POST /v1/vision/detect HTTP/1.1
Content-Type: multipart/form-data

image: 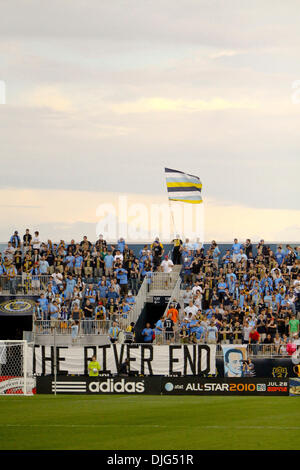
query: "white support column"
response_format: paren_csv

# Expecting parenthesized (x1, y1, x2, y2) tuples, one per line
(23, 340, 27, 395)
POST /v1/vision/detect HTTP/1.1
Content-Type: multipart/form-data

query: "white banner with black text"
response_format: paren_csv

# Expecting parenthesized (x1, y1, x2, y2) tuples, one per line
(32, 344, 216, 376)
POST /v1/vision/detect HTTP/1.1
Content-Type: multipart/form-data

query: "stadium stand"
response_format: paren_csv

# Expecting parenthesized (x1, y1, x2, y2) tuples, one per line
(0, 230, 299, 356)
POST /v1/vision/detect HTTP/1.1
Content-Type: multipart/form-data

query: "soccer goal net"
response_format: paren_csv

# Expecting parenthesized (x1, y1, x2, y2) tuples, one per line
(0, 340, 35, 395)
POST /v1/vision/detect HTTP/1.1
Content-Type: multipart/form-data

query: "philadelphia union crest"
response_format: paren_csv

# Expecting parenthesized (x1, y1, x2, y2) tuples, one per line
(0, 298, 36, 315)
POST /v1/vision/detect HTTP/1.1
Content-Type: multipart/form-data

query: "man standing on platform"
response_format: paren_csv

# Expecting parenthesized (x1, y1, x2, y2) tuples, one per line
(109, 321, 120, 343)
(171, 235, 183, 265)
(151, 238, 164, 271)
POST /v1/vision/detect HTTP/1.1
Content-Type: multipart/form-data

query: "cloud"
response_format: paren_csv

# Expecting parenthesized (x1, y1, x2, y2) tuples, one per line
(110, 97, 258, 114)
(0, 2, 299, 219)
(273, 225, 300, 242)
(0, 100, 299, 212)
(0, 0, 299, 51)
(21, 86, 74, 112)
(0, 188, 299, 243)
(0, 205, 42, 209)
(210, 50, 242, 59)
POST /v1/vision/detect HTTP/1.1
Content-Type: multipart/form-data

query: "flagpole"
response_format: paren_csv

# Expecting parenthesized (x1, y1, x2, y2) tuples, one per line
(168, 200, 177, 238)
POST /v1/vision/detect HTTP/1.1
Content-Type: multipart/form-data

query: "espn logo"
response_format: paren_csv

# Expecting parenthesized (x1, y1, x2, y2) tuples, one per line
(256, 384, 266, 392)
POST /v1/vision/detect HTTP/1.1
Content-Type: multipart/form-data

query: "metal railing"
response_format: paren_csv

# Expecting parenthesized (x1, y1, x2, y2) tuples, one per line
(163, 276, 182, 317)
(34, 319, 112, 335)
(123, 276, 148, 329)
(217, 343, 296, 358)
(112, 271, 181, 330)
(153, 328, 180, 344)
(0, 275, 51, 295)
(150, 337, 296, 357)
(33, 317, 299, 357)
(149, 271, 180, 292)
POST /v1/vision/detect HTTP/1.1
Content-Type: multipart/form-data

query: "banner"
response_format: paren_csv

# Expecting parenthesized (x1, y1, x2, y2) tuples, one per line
(161, 377, 289, 396)
(289, 378, 300, 396)
(221, 344, 248, 377)
(37, 376, 161, 395)
(0, 296, 38, 316)
(0, 376, 36, 394)
(215, 357, 300, 379)
(36, 375, 289, 396)
(33, 344, 216, 376)
(31, 345, 300, 378)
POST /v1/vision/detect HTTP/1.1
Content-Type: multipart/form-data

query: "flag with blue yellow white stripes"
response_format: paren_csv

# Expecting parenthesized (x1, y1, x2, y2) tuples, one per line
(164, 168, 203, 204)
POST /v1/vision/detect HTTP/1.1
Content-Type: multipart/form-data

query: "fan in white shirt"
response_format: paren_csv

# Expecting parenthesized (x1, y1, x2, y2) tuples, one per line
(32, 231, 41, 251)
(292, 277, 300, 294)
(182, 288, 193, 306)
(271, 267, 281, 280)
(51, 272, 63, 285)
(161, 256, 174, 273)
(192, 283, 203, 297)
(114, 251, 124, 263)
(194, 294, 202, 309)
(292, 334, 300, 346)
(4, 244, 15, 261)
(184, 301, 198, 319)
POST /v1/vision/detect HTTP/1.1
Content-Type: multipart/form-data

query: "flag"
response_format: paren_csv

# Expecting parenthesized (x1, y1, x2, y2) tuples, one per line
(164, 168, 203, 204)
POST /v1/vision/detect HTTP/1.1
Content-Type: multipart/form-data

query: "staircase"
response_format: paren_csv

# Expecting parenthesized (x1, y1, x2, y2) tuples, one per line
(32, 267, 183, 346)
(146, 265, 182, 301)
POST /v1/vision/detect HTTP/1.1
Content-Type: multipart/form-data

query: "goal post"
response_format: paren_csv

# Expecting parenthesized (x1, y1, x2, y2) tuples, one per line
(0, 340, 35, 395)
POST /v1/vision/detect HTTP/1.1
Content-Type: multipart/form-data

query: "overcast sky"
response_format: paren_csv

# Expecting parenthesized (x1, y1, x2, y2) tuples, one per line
(0, 1, 299, 242)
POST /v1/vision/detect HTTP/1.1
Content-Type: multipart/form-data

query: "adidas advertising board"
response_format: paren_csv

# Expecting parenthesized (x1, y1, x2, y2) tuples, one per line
(37, 376, 289, 395)
(37, 376, 162, 395)
(89, 378, 145, 394)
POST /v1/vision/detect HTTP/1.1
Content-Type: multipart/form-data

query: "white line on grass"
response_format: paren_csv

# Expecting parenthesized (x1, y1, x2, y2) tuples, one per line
(1, 424, 300, 430)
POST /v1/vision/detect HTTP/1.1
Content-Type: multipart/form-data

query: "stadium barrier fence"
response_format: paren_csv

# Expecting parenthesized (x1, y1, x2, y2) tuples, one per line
(35, 375, 294, 396)
(33, 319, 112, 335)
(0, 275, 51, 295)
(149, 272, 180, 292)
(163, 276, 181, 315)
(152, 336, 290, 357)
(122, 275, 148, 329)
(153, 328, 181, 345)
(31, 318, 295, 358)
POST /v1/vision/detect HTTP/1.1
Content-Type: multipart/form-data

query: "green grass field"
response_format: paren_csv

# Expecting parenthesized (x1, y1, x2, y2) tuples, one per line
(0, 395, 300, 450)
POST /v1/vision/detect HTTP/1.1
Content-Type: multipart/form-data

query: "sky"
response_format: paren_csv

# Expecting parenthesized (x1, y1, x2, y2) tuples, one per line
(0, 0, 299, 242)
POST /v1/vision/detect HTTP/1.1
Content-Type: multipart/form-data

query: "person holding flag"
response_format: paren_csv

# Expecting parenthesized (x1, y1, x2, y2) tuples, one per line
(171, 234, 183, 264)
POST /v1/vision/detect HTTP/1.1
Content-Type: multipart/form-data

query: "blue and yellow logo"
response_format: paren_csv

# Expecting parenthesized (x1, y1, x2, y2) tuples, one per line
(0, 299, 35, 314)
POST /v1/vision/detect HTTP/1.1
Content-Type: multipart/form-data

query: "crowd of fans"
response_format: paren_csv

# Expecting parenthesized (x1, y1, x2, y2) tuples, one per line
(0, 229, 172, 340)
(149, 237, 300, 355)
(1, 231, 299, 353)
